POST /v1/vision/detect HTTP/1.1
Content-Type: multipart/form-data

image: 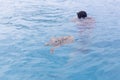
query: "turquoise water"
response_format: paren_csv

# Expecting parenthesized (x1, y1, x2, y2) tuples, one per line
(0, 0, 120, 80)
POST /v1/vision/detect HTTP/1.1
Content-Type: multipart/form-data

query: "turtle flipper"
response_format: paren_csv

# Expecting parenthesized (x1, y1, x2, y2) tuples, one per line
(50, 48, 55, 54)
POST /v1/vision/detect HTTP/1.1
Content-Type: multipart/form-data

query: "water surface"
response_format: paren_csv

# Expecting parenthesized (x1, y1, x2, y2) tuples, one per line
(0, 0, 120, 80)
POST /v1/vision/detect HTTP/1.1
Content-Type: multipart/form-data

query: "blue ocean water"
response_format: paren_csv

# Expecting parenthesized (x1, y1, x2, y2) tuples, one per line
(0, 0, 120, 80)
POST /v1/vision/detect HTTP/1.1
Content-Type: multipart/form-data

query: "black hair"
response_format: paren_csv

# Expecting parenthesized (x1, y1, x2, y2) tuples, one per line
(77, 11, 87, 19)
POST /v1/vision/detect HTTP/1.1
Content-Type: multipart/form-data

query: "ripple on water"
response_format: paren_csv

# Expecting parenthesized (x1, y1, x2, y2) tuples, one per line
(0, 0, 120, 80)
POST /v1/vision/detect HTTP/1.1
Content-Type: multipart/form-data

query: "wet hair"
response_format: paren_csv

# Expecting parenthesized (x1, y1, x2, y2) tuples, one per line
(77, 11, 87, 19)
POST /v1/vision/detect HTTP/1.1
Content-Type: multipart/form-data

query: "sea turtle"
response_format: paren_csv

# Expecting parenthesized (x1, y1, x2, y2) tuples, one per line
(45, 36, 74, 53)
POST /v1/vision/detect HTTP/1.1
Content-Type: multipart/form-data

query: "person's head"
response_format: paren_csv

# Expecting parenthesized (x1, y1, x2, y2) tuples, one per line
(77, 11, 87, 19)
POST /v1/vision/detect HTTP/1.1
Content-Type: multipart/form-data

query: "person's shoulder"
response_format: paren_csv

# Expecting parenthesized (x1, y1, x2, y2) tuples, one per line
(86, 17, 94, 20)
(71, 17, 79, 22)
(85, 17, 95, 22)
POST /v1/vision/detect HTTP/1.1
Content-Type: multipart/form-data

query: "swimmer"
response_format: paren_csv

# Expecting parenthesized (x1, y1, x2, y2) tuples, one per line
(72, 11, 95, 26)
(45, 36, 74, 53)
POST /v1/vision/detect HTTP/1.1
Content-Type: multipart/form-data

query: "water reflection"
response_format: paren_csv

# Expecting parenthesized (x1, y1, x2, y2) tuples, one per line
(77, 24, 94, 54)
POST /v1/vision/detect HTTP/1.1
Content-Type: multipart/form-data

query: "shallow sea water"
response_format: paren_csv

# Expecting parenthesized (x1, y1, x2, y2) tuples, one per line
(0, 0, 120, 80)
